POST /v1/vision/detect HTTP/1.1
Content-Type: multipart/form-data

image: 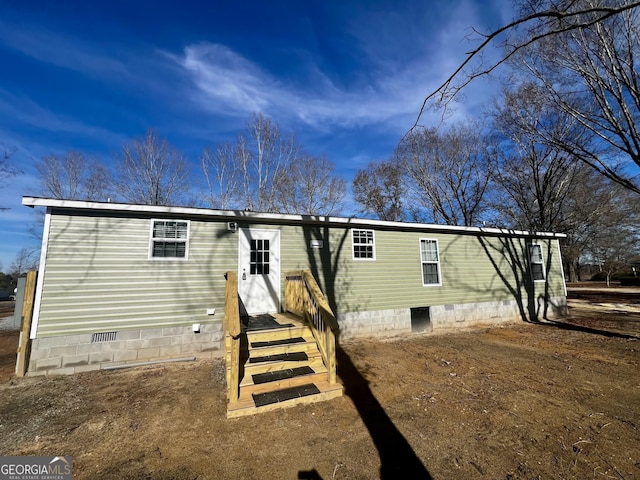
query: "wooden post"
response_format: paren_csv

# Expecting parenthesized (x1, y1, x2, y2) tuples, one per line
(15, 270, 37, 377)
(224, 271, 241, 403)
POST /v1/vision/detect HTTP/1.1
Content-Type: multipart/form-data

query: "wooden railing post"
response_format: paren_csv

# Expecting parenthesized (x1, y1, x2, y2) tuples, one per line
(15, 270, 37, 377)
(224, 271, 242, 404)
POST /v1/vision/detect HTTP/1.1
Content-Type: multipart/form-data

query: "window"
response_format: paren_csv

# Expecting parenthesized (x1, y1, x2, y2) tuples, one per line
(529, 243, 545, 281)
(420, 239, 441, 286)
(250, 239, 270, 275)
(150, 220, 189, 259)
(352, 229, 375, 260)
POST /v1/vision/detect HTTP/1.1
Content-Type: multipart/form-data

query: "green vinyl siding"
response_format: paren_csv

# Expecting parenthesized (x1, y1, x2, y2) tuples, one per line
(279, 225, 565, 316)
(37, 212, 237, 337)
(36, 210, 565, 337)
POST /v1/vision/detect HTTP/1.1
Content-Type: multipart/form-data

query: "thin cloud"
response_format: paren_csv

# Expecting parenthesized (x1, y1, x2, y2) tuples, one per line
(177, 44, 273, 114)
(0, 19, 131, 81)
(0, 17, 187, 116)
(0, 90, 123, 144)
(176, 42, 435, 130)
(174, 2, 504, 132)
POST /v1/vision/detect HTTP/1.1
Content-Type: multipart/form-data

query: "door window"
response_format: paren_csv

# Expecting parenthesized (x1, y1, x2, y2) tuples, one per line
(250, 239, 270, 275)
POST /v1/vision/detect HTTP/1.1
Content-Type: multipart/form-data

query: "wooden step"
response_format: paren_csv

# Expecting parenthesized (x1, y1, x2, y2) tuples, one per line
(243, 353, 325, 377)
(250, 336, 306, 348)
(247, 350, 315, 365)
(240, 364, 323, 389)
(246, 326, 314, 343)
(248, 341, 319, 358)
(227, 380, 343, 418)
(240, 367, 328, 393)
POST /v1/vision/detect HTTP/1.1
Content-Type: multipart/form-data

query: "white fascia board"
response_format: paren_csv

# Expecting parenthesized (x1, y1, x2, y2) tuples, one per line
(21, 196, 567, 239)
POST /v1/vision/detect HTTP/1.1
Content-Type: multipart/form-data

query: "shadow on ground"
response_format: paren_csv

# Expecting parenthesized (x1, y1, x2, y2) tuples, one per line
(298, 344, 432, 479)
(337, 345, 431, 479)
(541, 318, 640, 340)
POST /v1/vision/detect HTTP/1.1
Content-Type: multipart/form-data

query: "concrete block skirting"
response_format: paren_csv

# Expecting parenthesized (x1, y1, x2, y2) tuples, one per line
(337, 296, 568, 339)
(27, 296, 568, 375)
(337, 308, 412, 339)
(27, 323, 224, 376)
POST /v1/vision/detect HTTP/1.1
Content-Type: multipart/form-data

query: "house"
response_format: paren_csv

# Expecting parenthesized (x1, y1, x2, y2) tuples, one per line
(22, 196, 567, 380)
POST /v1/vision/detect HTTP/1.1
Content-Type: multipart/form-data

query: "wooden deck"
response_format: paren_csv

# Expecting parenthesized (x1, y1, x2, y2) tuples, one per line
(258, 312, 307, 328)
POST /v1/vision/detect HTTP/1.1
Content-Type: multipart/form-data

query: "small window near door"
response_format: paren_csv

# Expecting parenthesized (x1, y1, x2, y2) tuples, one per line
(149, 220, 189, 260)
(352, 229, 375, 260)
(529, 243, 545, 281)
(250, 239, 270, 275)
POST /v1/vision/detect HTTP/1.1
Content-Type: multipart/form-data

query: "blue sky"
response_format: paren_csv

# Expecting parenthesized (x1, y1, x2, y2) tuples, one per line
(0, 0, 512, 271)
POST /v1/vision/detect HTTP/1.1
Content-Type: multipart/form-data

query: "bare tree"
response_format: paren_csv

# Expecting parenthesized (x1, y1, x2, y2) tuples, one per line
(398, 122, 492, 226)
(240, 113, 296, 212)
(10, 247, 39, 277)
(116, 130, 192, 206)
(490, 83, 586, 231)
(414, 0, 640, 119)
(1, 143, 16, 179)
(202, 113, 343, 215)
(275, 154, 346, 216)
(489, 82, 639, 280)
(560, 168, 638, 281)
(589, 221, 639, 286)
(412, 0, 640, 193)
(517, 1, 640, 193)
(352, 159, 406, 221)
(0, 143, 18, 211)
(36, 151, 112, 201)
(202, 114, 296, 212)
(201, 143, 240, 210)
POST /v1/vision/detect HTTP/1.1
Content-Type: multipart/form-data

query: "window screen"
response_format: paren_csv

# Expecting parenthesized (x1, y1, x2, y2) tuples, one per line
(150, 220, 189, 259)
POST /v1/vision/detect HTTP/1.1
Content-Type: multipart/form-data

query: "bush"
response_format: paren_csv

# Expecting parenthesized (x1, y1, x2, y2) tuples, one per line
(619, 276, 640, 286)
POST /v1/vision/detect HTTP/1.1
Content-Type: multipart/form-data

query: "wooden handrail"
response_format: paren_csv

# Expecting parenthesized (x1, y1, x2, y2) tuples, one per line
(285, 269, 338, 384)
(301, 270, 340, 333)
(224, 271, 242, 403)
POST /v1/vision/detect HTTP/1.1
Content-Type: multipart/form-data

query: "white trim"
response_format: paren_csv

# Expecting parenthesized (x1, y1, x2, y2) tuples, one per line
(21, 196, 566, 239)
(30, 208, 52, 339)
(351, 229, 376, 261)
(419, 238, 442, 287)
(556, 240, 568, 297)
(148, 218, 190, 261)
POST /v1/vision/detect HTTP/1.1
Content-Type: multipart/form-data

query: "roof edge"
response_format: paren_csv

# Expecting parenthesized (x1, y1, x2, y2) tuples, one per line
(21, 196, 567, 238)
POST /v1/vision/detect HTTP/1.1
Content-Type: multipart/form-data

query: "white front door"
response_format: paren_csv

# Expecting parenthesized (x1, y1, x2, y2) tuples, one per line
(238, 228, 281, 315)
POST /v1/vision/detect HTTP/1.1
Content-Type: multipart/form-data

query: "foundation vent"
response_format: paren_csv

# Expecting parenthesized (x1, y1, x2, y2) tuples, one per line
(91, 332, 118, 343)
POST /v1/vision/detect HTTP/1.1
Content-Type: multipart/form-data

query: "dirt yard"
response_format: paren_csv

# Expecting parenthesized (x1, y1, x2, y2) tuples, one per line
(0, 287, 638, 479)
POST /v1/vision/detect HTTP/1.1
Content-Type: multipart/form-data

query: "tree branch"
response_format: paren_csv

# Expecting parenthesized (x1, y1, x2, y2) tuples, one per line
(410, 1, 640, 130)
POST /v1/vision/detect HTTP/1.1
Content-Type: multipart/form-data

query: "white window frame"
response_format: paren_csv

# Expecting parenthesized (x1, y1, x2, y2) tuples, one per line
(148, 219, 190, 261)
(528, 242, 546, 282)
(352, 229, 376, 261)
(420, 238, 442, 286)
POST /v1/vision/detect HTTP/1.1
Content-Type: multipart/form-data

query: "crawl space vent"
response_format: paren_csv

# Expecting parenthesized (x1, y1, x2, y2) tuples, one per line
(91, 332, 118, 343)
